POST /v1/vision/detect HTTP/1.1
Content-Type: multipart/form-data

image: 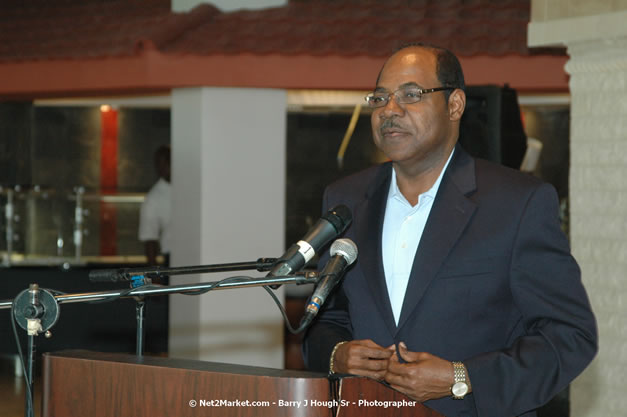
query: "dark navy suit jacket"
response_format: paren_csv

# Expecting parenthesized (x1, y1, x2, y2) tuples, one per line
(302, 146, 597, 417)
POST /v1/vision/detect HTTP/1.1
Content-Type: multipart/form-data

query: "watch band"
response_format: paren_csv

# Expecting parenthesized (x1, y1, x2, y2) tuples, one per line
(451, 361, 469, 399)
(453, 361, 466, 381)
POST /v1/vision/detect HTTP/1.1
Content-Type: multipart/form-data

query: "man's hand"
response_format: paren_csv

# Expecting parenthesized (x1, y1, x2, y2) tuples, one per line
(384, 342, 459, 402)
(332, 339, 393, 380)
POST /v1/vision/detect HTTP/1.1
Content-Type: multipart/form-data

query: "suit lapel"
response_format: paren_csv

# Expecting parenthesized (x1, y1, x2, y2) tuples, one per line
(396, 148, 478, 332)
(355, 163, 398, 337)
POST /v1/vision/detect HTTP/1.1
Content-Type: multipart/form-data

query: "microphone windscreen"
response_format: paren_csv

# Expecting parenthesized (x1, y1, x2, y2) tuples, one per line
(88, 269, 119, 282)
(330, 238, 358, 265)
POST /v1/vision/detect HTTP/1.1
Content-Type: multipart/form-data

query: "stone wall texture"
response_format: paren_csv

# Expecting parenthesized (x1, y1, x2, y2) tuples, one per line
(566, 37, 627, 417)
(529, 1, 627, 415)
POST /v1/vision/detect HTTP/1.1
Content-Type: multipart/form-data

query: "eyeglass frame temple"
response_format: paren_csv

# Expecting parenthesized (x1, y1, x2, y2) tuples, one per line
(364, 86, 455, 106)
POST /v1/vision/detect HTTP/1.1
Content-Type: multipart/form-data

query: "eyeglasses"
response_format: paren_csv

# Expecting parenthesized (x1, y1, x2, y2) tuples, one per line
(364, 86, 455, 108)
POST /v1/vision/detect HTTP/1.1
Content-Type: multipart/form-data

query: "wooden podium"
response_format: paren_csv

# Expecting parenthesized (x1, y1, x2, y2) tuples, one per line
(42, 350, 444, 417)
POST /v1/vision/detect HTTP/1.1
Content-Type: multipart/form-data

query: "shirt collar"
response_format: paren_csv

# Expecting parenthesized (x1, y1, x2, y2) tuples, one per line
(388, 148, 455, 206)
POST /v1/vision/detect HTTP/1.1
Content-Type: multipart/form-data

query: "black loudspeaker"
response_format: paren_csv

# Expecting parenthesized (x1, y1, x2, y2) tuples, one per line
(459, 85, 527, 169)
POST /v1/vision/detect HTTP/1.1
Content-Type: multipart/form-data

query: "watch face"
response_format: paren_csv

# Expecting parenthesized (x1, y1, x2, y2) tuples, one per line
(452, 382, 469, 397)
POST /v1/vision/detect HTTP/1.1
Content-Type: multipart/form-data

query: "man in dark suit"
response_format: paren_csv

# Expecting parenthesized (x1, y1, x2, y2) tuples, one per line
(302, 44, 597, 417)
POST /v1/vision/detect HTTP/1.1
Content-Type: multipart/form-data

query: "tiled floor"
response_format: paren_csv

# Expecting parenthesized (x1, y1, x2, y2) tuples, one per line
(0, 355, 40, 417)
(0, 371, 41, 417)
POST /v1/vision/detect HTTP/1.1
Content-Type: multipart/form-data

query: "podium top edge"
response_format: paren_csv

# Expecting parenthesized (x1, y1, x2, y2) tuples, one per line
(44, 349, 328, 379)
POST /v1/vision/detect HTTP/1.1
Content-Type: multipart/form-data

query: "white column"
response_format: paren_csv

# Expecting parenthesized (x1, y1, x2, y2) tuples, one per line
(529, 4, 627, 416)
(566, 38, 627, 417)
(170, 87, 286, 368)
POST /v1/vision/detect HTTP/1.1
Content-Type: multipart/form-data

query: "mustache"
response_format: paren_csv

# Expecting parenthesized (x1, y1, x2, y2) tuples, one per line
(379, 118, 404, 132)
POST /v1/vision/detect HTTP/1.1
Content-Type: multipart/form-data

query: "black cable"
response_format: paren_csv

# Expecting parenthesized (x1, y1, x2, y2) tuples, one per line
(11, 306, 34, 417)
(180, 276, 256, 296)
(85, 284, 162, 304)
(176, 276, 311, 334)
(81, 275, 310, 335)
(175, 277, 312, 334)
(261, 285, 310, 335)
(86, 276, 259, 304)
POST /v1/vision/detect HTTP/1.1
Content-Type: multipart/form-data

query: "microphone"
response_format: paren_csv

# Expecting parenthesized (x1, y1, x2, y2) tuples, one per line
(88, 267, 163, 283)
(89, 268, 127, 283)
(267, 205, 352, 277)
(88, 268, 147, 283)
(301, 238, 358, 326)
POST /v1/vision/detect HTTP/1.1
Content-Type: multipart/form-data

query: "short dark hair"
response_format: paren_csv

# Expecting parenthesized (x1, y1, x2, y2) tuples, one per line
(154, 145, 170, 165)
(379, 42, 466, 102)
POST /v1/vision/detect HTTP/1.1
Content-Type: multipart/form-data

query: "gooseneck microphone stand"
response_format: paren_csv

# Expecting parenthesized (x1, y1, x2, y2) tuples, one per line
(0, 258, 319, 417)
(87, 257, 281, 283)
(87, 257, 283, 357)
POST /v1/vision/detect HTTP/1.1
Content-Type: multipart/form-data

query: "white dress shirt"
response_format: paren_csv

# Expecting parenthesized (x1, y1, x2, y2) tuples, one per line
(382, 150, 454, 324)
(138, 177, 171, 254)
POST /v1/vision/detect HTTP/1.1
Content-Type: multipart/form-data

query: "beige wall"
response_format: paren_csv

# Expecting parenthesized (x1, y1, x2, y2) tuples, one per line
(529, 1, 627, 46)
(529, 1, 627, 416)
(531, 0, 627, 21)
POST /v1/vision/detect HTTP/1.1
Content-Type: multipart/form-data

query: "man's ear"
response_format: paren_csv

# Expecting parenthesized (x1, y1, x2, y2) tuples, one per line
(448, 89, 466, 122)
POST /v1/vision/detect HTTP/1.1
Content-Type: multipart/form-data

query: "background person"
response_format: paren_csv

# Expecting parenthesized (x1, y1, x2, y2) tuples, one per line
(138, 145, 171, 266)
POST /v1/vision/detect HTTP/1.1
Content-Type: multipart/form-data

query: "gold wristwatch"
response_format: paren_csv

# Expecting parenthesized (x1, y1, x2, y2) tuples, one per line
(451, 361, 469, 399)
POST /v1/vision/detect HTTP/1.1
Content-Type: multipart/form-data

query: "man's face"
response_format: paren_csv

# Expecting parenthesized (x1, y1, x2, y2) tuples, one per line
(156, 155, 171, 182)
(371, 47, 457, 169)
